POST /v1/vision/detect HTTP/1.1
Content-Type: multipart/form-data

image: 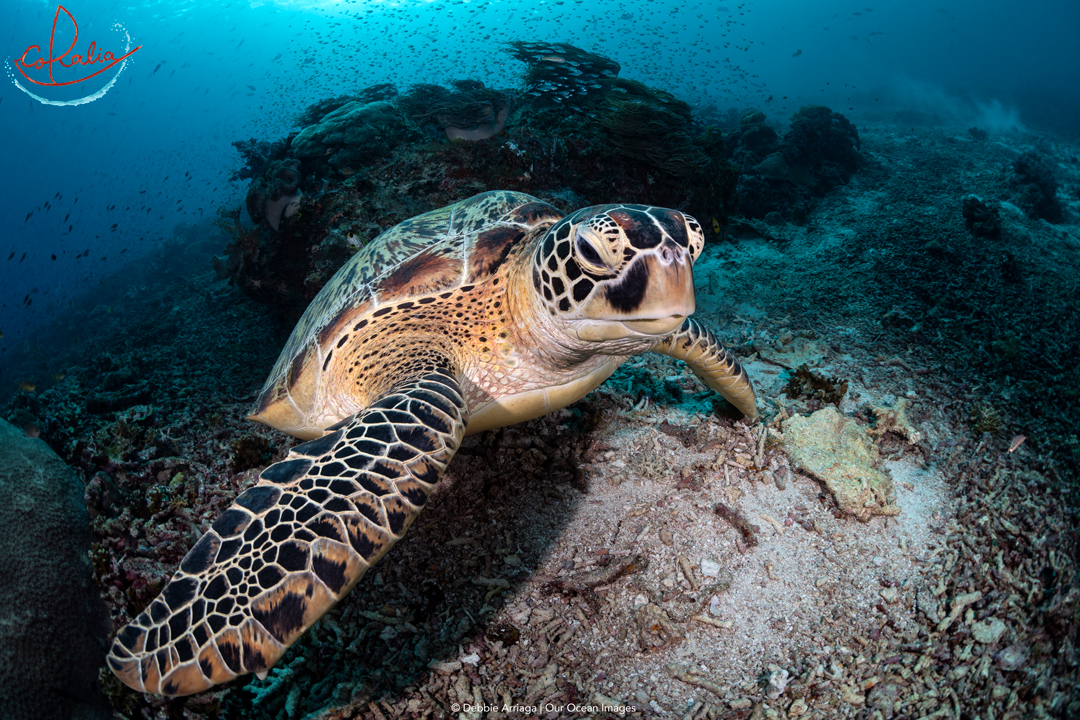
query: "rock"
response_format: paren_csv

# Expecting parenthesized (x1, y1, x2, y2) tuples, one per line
(0, 418, 111, 720)
(700, 558, 722, 578)
(879, 586, 900, 604)
(782, 407, 900, 521)
(972, 617, 1008, 644)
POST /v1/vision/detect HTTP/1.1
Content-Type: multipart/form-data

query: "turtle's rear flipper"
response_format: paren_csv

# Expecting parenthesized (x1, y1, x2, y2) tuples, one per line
(653, 317, 758, 421)
(106, 367, 468, 696)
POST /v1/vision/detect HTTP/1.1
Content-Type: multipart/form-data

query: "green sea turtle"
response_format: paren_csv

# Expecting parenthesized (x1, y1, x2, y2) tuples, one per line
(106, 190, 757, 695)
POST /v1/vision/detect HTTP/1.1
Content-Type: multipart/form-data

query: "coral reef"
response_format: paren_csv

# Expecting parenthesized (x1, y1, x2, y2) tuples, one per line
(731, 105, 862, 220)
(215, 44, 765, 311)
(781, 104, 862, 193)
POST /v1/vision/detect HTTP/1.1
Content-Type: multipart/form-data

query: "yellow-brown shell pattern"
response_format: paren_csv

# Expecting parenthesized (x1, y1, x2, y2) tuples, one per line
(255, 191, 562, 413)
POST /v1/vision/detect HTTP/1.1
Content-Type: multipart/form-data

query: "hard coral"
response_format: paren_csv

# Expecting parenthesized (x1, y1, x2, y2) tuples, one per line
(292, 100, 421, 175)
(506, 40, 619, 111)
(397, 80, 510, 141)
(596, 78, 708, 177)
(781, 105, 862, 193)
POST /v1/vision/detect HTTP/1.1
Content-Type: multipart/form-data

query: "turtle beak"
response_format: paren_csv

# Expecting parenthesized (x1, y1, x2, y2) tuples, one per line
(582, 239, 695, 335)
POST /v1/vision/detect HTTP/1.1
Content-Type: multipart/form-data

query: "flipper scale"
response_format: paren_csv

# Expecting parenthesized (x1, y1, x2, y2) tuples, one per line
(653, 317, 758, 420)
(107, 367, 468, 696)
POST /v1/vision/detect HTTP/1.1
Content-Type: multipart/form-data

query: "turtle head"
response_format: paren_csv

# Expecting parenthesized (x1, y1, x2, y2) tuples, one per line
(532, 204, 705, 342)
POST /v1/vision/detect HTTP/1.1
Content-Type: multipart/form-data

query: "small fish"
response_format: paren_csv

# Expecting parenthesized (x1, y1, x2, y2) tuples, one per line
(17, 381, 35, 392)
(1008, 435, 1026, 453)
(152, 62, 162, 74)
(246, 84, 255, 91)
(712, 217, 721, 234)
(23, 423, 40, 439)
(792, 49, 802, 57)
(53, 373, 65, 381)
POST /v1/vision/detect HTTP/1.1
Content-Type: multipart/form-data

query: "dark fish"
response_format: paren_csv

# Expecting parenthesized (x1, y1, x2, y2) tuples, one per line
(792, 49, 802, 57)
(51, 254, 56, 260)
(6, 252, 12, 261)
(246, 84, 256, 91)
(25, 211, 32, 222)
(152, 62, 162, 74)
(19, 252, 26, 263)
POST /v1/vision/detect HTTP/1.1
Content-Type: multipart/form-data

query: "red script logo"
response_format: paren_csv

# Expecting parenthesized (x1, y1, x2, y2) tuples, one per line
(14, 4, 141, 88)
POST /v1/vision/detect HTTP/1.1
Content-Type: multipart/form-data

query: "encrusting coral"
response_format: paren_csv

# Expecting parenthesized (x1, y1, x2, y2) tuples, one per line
(595, 78, 710, 177)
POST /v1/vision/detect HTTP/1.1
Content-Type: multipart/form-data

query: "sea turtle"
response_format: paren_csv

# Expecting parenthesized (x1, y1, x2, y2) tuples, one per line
(106, 190, 757, 695)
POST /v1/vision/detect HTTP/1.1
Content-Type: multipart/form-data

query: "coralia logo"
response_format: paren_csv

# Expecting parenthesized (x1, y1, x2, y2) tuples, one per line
(8, 4, 141, 106)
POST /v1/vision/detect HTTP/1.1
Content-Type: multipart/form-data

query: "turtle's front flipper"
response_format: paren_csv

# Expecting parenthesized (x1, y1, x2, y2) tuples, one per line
(652, 317, 758, 421)
(107, 367, 468, 696)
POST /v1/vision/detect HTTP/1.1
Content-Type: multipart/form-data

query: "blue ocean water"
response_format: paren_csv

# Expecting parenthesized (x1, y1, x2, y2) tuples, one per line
(2, 0, 1078, 358)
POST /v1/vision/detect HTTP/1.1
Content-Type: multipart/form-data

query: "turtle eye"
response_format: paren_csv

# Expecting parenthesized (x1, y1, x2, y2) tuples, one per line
(575, 236, 603, 268)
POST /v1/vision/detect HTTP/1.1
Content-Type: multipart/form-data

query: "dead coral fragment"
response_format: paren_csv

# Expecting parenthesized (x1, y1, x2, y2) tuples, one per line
(784, 363, 848, 405)
(544, 554, 648, 613)
(633, 602, 684, 651)
(230, 435, 272, 472)
(969, 402, 1004, 436)
(714, 502, 758, 548)
(782, 407, 900, 522)
(869, 398, 923, 446)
